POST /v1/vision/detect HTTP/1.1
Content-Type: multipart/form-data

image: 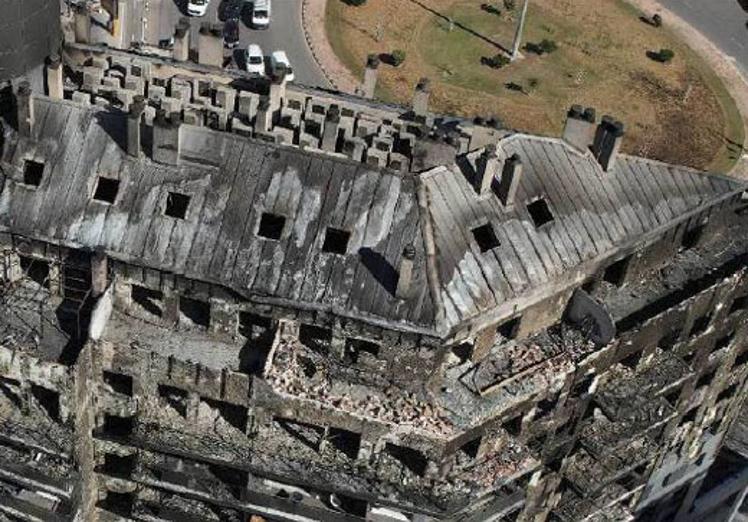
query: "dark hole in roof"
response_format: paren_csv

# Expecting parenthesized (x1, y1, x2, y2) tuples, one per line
(93, 177, 120, 204)
(258, 212, 286, 240)
(322, 227, 351, 255)
(23, 160, 44, 187)
(165, 192, 191, 219)
(527, 198, 554, 228)
(471, 223, 500, 253)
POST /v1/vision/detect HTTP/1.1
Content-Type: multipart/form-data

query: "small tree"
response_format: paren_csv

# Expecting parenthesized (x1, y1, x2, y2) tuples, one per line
(651, 48, 675, 63)
(539, 39, 558, 54)
(482, 54, 510, 69)
(345, 0, 367, 6)
(652, 14, 662, 27)
(503, 0, 516, 10)
(391, 49, 407, 67)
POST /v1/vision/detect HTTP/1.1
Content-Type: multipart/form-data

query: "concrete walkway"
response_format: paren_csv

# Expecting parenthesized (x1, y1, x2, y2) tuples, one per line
(301, 0, 360, 93)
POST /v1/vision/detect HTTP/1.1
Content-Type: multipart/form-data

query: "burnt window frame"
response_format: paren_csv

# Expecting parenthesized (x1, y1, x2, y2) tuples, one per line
(526, 197, 555, 229)
(257, 212, 287, 241)
(164, 191, 191, 220)
(92, 176, 121, 204)
(321, 227, 351, 255)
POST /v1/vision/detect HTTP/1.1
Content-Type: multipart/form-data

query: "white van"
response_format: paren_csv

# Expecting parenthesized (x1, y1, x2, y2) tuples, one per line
(187, 0, 210, 16)
(251, 0, 271, 29)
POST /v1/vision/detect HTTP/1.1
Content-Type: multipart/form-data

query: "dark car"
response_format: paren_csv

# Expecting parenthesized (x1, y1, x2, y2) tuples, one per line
(219, 0, 243, 21)
(224, 19, 240, 48)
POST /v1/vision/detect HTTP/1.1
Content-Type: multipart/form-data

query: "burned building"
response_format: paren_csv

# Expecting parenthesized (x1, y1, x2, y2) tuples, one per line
(0, 18, 747, 522)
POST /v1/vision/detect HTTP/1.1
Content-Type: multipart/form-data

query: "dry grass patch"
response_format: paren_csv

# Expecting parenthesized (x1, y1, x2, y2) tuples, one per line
(326, 0, 743, 171)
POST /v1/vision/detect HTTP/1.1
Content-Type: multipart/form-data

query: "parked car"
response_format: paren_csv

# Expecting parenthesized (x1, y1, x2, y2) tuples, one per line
(251, 0, 271, 29)
(245, 44, 265, 75)
(270, 51, 295, 82)
(187, 0, 210, 16)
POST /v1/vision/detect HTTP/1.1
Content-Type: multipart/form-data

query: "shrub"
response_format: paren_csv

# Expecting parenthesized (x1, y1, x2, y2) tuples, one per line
(649, 48, 675, 63)
(344, 0, 367, 6)
(539, 39, 558, 54)
(391, 49, 406, 67)
(481, 54, 510, 69)
(503, 0, 516, 10)
(652, 14, 662, 27)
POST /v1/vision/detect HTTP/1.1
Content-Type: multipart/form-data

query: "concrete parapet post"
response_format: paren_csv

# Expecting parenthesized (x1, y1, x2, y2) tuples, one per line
(362, 54, 380, 99)
(413, 78, 431, 117)
(15, 82, 33, 138)
(127, 96, 146, 158)
(46, 54, 64, 100)
(173, 18, 191, 62)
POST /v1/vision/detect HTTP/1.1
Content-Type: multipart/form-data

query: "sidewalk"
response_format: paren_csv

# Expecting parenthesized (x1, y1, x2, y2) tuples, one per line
(301, 0, 360, 94)
(618, 0, 747, 178)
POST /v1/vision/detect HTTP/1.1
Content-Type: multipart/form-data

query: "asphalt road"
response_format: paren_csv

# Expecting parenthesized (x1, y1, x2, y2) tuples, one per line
(658, 0, 748, 74)
(143, 0, 331, 88)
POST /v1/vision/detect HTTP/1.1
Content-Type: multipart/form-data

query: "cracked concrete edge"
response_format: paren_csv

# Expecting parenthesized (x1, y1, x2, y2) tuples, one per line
(301, 0, 360, 94)
(625, 0, 748, 179)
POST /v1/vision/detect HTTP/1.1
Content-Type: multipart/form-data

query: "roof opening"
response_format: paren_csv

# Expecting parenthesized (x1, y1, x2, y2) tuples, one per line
(527, 198, 554, 228)
(23, 160, 44, 187)
(258, 212, 286, 240)
(322, 227, 351, 255)
(471, 223, 500, 252)
(603, 256, 630, 287)
(497, 316, 521, 340)
(164, 192, 191, 219)
(680, 223, 705, 251)
(93, 177, 121, 204)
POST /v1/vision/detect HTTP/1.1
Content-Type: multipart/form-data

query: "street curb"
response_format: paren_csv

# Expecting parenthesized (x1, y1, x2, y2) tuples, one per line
(300, 0, 359, 94)
(301, 0, 339, 91)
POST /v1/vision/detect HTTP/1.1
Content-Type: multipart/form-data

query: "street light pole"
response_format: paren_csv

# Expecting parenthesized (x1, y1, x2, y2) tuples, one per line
(511, 0, 530, 61)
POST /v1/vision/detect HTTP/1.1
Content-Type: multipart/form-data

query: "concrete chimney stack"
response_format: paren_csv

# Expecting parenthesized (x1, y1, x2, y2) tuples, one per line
(15, 82, 33, 137)
(152, 109, 182, 165)
(256, 97, 272, 133)
(91, 248, 108, 298)
(592, 116, 625, 172)
(362, 54, 380, 99)
(563, 105, 596, 152)
(396, 245, 417, 299)
(322, 105, 341, 152)
(45, 54, 64, 100)
(173, 18, 191, 62)
(497, 154, 523, 208)
(198, 23, 224, 67)
(127, 96, 146, 158)
(413, 78, 431, 117)
(475, 144, 500, 196)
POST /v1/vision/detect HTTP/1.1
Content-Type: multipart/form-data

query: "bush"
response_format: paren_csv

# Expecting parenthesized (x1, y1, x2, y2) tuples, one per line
(390, 49, 406, 67)
(344, 0, 367, 5)
(649, 48, 675, 63)
(481, 54, 510, 69)
(539, 39, 558, 54)
(503, 0, 516, 10)
(652, 14, 662, 27)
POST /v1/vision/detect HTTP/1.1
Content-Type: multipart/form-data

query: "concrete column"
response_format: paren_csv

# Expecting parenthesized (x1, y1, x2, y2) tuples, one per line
(91, 248, 108, 298)
(413, 78, 430, 117)
(474, 144, 500, 196)
(268, 75, 286, 115)
(255, 98, 272, 133)
(15, 82, 33, 138)
(173, 18, 191, 62)
(498, 153, 523, 208)
(395, 245, 416, 299)
(197, 23, 224, 68)
(152, 110, 182, 165)
(322, 105, 340, 152)
(127, 96, 146, 158)
(592, 116, 625, 172)
(562, 105, 596, 152)
(46, 54, 64, 100)
(362, 54, 379, 99)
(73, 5, 91, 44)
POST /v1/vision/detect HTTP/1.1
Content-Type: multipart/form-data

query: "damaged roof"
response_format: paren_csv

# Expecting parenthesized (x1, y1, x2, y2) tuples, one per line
(0, 98, 744, 337)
